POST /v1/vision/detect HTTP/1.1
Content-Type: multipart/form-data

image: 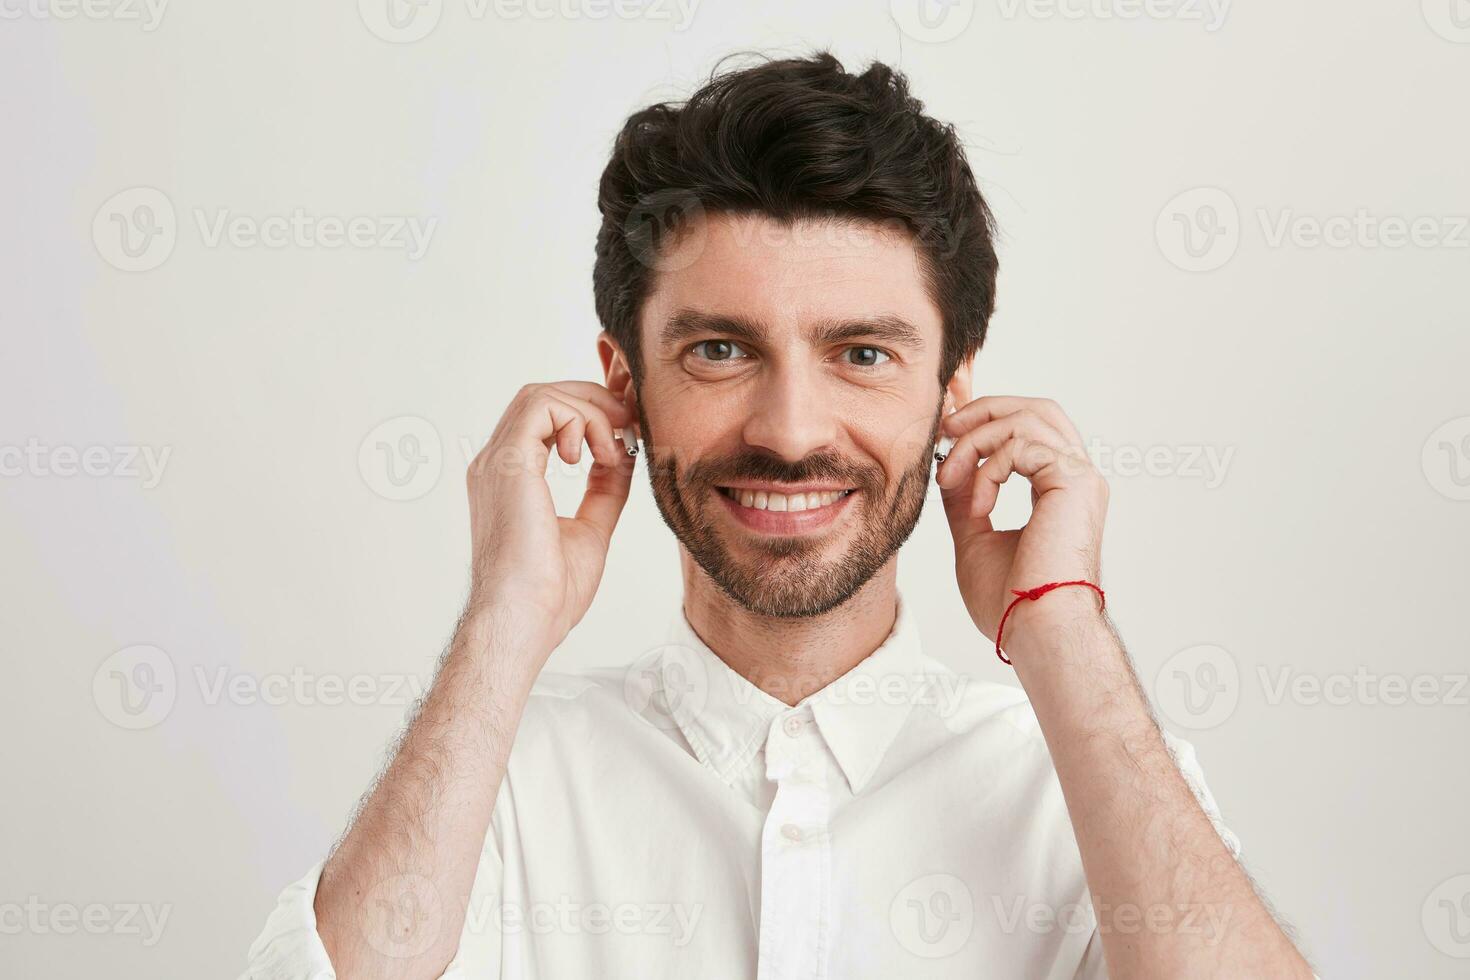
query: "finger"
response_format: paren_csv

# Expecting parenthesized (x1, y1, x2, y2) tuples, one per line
(939, 465, 993, 545)
(544, 381, 634, 429)
(485, 384, 582, 470)
(943, 396, 1085, 451)
(481, 390, 584, 478)
(937, 411, 1070, 491)
(575, 453, 634, 544)
(542, 396, 588, 468)
(544, 392, 622, 468)
(971, 436, 1079, 521)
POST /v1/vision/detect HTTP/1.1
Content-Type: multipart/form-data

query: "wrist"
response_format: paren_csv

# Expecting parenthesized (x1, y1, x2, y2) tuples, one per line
(455, 600, 560, 686)
(999, 587, 1110, 664)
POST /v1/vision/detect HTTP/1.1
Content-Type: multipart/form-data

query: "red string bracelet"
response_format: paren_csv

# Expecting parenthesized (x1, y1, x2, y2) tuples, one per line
(994, 580, 1106, 665)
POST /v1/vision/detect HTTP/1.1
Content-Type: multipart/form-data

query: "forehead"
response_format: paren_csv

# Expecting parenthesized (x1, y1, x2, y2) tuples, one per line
(639, 211, 943, 346)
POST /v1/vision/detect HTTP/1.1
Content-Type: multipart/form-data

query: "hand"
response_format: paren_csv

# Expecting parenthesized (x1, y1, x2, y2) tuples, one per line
(465, 381, 636, 650)
(935, 396, 1109, 652)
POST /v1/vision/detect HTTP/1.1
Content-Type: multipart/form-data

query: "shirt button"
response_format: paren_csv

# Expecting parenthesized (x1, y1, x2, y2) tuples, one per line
(780, 823, 804, 843)
(782, 716, 804, 737)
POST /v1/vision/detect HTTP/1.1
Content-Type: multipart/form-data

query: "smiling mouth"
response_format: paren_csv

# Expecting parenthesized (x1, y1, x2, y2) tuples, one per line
(716, 487, 856, 512)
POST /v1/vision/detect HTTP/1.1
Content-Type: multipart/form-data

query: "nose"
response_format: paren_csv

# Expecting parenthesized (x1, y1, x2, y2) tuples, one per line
(740, 364, 840, 463)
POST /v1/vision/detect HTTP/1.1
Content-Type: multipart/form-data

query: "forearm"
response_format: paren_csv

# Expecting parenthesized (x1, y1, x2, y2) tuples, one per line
(1005, 594, 1312, 980)
(314, 603, 551, 980)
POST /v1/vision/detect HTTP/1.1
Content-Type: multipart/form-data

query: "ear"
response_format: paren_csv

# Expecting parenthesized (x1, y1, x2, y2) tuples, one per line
(596, 329, 643, 440)
(942, 354, 974, 413)
(597, 329, 638, 410)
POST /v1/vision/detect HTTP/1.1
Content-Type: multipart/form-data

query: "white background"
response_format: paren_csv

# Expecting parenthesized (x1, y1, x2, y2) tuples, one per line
(2, 1, 1468, 976)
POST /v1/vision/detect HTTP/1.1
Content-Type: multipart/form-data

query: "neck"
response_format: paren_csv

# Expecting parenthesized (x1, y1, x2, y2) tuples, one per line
(679, 550, 900, 707)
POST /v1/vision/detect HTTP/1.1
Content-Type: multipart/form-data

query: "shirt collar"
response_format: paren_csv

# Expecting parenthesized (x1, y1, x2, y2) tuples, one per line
(655, 591, 929, 794)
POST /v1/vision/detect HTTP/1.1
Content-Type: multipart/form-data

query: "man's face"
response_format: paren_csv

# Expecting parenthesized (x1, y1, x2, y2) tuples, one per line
(634, 212, 950, 618)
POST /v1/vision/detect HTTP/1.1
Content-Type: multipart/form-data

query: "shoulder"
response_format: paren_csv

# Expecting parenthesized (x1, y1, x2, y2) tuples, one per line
(910, 654, 1044, 741)
(515, 662, 681, 747)
(522, 664, 634, 720)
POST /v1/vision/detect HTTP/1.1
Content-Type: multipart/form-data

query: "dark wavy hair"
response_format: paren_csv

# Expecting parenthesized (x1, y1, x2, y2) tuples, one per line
(593, 51, 998, 386)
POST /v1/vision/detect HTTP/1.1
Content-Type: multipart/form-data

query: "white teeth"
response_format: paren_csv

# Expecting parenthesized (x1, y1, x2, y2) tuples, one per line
(723, 488, 851, 511)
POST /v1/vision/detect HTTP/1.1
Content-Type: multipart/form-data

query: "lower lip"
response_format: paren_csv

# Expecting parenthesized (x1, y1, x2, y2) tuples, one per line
(714, 488, 856, 536)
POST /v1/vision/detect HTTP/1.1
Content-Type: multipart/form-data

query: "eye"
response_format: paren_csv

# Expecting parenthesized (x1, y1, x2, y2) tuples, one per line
(844, 346, 891, 367)
(690, 339, 749, 362)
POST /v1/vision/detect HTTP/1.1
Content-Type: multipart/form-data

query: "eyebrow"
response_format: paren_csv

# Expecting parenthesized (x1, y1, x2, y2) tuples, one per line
(659, 309, 928, 353)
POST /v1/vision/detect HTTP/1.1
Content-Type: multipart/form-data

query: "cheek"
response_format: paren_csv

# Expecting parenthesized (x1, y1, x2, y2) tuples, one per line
(643, 397, 733, 461)
(850, 404, 939, 480)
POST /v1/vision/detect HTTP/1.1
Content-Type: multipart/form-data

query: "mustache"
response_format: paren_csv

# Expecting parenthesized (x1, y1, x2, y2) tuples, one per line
(680, 450, 886, 494)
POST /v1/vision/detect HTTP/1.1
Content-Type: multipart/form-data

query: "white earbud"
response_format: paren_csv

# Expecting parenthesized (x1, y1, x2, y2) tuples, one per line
(934, 397, 956, 462)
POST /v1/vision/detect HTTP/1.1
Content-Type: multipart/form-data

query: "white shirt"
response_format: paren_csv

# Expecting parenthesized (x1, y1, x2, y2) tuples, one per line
(244, 592, 1241, 979)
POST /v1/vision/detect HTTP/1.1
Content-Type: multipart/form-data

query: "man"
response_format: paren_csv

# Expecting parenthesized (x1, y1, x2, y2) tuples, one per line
(246, 53, 1314, 978)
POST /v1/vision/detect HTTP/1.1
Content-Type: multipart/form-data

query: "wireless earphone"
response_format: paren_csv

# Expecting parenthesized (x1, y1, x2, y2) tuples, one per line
(934, 392, 956, 463)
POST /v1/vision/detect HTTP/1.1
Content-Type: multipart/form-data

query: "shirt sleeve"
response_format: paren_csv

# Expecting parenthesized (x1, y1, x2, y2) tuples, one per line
(242, 839, 503, 980)
(240, 861, 337, 980)
(1070, 733, 1242, 980)
(1160, 732, 1243, 859)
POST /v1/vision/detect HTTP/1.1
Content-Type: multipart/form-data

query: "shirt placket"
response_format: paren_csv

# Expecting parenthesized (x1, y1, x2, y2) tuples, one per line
(756, 706, 831, 980)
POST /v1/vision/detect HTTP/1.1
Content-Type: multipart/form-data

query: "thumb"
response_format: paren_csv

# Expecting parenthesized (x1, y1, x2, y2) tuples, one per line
(939, 467, 992, 547)
(574, 450, 634, 545)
